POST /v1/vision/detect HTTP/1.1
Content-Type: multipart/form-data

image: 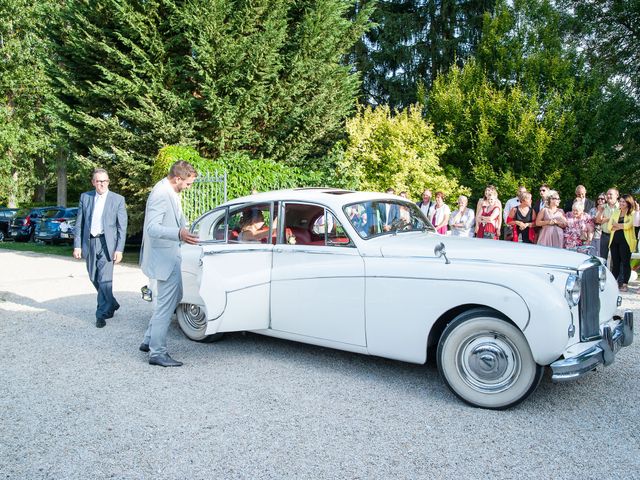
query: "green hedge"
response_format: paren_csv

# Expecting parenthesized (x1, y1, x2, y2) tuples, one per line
(153, 146, 327, 221)
(155, 146, 326, 197)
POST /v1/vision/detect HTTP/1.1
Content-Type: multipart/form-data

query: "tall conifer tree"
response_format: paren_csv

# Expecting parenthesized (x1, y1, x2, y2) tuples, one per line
(48, 0, 373, 226)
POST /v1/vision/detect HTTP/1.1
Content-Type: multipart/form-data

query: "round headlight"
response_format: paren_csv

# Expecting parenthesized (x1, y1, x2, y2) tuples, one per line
(565, 274, 581, 306)
(598, 265, 607, 291)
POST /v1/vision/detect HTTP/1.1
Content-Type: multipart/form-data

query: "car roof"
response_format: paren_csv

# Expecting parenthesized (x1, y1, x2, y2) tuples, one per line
(222, 188, 406, 212)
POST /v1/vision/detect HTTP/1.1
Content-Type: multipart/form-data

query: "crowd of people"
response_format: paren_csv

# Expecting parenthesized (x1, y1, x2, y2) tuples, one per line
(411, 185, 640, 292)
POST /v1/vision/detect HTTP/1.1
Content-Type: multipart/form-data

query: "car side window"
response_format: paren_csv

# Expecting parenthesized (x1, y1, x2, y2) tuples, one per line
(231, 204, 273, 243)
(282, 203, 352, 247)
(192, 208, 227, 242)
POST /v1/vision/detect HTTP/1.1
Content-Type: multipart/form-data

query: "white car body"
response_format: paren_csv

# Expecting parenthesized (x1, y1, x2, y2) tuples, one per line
(177, 188, 633, 409)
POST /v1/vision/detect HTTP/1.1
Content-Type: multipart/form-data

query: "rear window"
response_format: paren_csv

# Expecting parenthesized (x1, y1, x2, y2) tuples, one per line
(43, 209, 65, 219)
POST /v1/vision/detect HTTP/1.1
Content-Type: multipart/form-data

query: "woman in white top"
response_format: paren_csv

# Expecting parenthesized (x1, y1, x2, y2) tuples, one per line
(431, 191, 451, 235)
(449, 195, 475, 237)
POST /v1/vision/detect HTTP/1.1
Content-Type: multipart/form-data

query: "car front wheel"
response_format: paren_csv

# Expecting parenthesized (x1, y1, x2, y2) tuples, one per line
(176, 303, 223, 343)
(437, 309, 543, 410)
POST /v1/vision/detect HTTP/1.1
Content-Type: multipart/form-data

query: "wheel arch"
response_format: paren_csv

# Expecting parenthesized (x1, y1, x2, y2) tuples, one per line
(427, 304, 516, 363)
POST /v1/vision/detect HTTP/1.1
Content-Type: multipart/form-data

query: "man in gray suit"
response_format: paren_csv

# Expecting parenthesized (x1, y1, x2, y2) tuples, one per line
(74, 168, 128, 328)
(139, 160, 199, 367)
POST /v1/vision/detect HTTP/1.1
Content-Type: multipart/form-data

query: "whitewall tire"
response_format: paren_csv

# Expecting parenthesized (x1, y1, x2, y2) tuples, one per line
(437, 309, 543, 409)
(176, 303, 223, 343)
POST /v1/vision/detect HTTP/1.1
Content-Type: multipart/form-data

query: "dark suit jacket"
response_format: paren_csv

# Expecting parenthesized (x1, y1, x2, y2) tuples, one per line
(564, 198, 594, 213)
(74, 190, 127, 261)
(378, 203, 400, 226)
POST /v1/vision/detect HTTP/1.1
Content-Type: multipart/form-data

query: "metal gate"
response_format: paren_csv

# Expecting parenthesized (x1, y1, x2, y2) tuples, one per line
(181, 170, 227, 224)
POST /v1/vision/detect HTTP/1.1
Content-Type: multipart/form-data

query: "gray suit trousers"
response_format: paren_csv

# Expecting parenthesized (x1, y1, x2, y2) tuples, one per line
(143, 262, 183, 356)
(88, 236, 118, 320)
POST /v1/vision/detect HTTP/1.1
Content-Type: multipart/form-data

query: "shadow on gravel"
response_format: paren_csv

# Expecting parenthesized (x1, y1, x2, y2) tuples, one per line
(0, 291, 144, 318)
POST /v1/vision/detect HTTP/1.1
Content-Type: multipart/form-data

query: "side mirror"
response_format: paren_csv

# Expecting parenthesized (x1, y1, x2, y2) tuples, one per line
(434, 242, 450, 264)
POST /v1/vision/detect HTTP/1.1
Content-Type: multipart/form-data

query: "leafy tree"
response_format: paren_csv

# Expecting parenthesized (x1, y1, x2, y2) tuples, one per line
(427, 60, 567, 198)
(0, 0, 59, 206)
(48, 0, 373, 229)
(338, 103, 466, 201)
(430, 0, 640, 200)
(352, 0, 496, 108)
(562, 0, 640, 100)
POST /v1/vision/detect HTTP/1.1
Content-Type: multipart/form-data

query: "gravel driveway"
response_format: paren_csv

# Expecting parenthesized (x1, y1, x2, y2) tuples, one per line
(1, 250, 639, 479)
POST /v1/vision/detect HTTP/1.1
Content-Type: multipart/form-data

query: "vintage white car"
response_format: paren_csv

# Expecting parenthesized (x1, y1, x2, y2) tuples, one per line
(177, 188, 633, 409)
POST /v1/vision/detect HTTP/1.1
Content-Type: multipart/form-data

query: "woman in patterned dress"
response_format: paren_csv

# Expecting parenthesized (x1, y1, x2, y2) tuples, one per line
(564, 200, 594, 253)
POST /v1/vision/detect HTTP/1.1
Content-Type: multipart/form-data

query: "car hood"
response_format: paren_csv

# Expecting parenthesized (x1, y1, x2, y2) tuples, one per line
(373, 232, 591, 270)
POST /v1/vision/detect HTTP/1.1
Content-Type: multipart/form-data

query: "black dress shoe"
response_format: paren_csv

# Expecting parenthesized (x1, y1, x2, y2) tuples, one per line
(96, 318, 106, 328)
(149, 354, 183, 367)
(139, 342, 150, 352)
(105, 303, 121, 319)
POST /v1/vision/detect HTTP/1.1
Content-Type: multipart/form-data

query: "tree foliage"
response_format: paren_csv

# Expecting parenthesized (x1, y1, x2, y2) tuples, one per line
(0, 0, 58, 205)
(562, 0, 640, 100)
(426, 0, 640, 201)
(47, 0, 373, 223)
(338, 103, 466, 200)
(353, 0, 497, 108)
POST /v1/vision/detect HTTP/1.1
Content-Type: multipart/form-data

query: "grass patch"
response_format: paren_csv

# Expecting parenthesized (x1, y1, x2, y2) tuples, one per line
(0, 241, 140, 264)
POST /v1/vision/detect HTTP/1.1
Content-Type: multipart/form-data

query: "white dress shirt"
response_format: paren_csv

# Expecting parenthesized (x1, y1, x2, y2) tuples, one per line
(504, 196, 520, 223)
(90, 191, 109, 236)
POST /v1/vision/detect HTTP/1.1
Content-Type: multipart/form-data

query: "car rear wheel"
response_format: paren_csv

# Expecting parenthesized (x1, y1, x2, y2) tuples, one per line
(437, 309, 543, 410)
(176, 303, 224, 343)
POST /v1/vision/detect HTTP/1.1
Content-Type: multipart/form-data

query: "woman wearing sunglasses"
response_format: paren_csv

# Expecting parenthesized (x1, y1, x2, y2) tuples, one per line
(536, 190, 567, 248)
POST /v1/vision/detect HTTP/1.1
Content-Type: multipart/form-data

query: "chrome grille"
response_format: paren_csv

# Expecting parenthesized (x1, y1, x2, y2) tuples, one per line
(579, 266, 600, 341)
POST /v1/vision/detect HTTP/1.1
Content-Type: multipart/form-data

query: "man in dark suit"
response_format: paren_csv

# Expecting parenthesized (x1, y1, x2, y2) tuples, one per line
(379, 188, 401, 231)
(564, 185, 594, 213)
(73, 168, 128, 328)
(534, 184, 550, 214)
(417, 189, 435, 220)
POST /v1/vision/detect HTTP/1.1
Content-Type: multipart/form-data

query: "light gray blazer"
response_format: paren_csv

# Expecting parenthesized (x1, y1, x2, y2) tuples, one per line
(74, 190, 127, 261)
(140, 178, 186, 281)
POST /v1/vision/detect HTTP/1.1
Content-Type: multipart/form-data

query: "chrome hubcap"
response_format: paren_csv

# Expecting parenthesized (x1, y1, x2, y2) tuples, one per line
(456, 332, 521, 393)
(180, 304, 206, 331)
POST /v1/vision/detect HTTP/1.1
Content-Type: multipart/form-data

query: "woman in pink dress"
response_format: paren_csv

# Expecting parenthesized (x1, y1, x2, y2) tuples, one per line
(564, 200, 594, 253)
(536, 190, 567, 248)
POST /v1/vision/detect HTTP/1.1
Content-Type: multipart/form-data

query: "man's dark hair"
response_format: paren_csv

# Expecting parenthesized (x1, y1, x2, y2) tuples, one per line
(169, 160, 197, 179)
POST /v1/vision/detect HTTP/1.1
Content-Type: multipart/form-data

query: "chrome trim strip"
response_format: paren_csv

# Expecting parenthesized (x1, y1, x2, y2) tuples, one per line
(380, 255, 585, 272)
(203, 248, 271, 255)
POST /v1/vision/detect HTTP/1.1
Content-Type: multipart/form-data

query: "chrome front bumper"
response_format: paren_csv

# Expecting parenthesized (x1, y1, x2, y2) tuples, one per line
(550, 310, 634, 382)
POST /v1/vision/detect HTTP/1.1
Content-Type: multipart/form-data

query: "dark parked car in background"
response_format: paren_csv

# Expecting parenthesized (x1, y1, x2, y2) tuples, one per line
(34, 207, 78, 244)
(9, 206, 63, 242)
(0, 208, 19, 242)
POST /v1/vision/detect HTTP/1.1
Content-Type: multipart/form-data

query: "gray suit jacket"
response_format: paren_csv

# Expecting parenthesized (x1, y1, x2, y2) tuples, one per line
(140, 178, 186, 281)
(74, 190, 127, 261)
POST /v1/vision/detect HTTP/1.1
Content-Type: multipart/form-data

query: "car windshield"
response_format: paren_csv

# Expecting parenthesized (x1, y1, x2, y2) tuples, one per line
(343, 200, 433, 239)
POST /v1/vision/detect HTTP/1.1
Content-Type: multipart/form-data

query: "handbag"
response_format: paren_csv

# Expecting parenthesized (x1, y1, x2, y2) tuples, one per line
(481, 221, 497, 240)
